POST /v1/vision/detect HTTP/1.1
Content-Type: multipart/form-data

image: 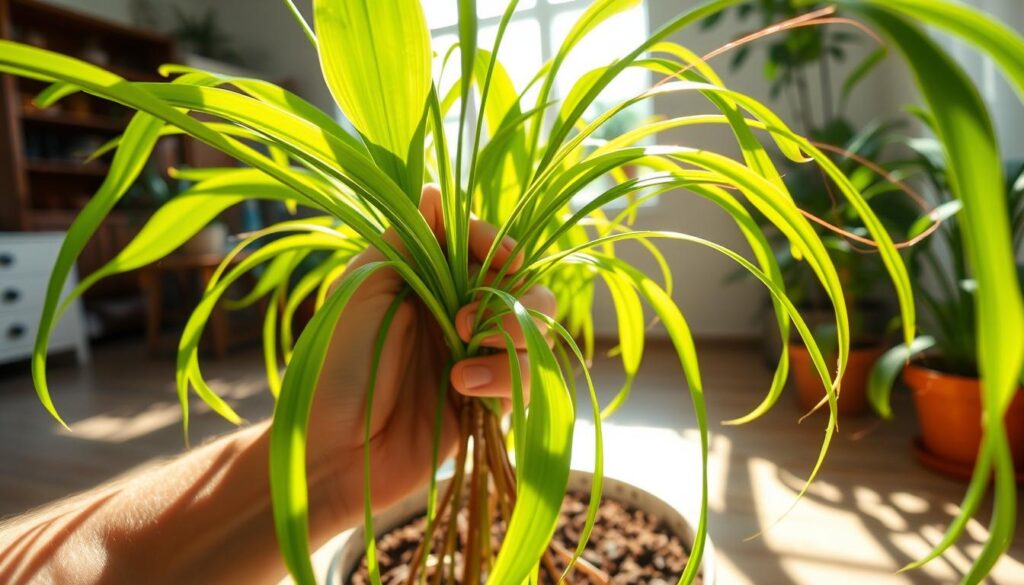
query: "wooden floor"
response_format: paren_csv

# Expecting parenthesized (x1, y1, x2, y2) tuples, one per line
(0, 340, 1021, 584)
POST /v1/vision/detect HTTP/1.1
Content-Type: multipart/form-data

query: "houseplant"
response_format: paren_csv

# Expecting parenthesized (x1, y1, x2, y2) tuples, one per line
(2, 0, 1021, 583)
(868, 153, 1024, 477)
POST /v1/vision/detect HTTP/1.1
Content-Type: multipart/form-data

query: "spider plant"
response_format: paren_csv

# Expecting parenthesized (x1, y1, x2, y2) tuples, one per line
(5, 0, 1022, 583)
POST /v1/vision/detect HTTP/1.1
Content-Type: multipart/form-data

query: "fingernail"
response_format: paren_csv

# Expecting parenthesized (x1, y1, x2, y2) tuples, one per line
(461, 365, 493, 390)
(463, 310, 476, 332)
(501, 235, 517, 252)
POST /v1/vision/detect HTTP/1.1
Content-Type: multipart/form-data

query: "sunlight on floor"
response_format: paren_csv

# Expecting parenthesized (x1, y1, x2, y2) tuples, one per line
(58, 376, 267, 443)
(66, 401, 183, 442)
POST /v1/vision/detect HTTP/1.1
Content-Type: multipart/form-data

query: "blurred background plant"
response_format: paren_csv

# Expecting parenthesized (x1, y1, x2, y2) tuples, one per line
(170, 5, 244, 65)
(701, 0, 883, 142)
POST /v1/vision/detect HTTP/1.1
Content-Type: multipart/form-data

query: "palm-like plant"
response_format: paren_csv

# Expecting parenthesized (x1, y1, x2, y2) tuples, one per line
(3, 0, 1022, 583)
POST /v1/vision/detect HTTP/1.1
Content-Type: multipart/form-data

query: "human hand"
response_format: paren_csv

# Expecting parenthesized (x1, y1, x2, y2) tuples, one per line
(308, 184, 556, 524)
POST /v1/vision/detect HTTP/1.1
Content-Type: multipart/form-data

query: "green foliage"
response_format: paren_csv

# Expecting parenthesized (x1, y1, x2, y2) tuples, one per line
(171, 6, 244, 65)
(3, 0, 1021, 583)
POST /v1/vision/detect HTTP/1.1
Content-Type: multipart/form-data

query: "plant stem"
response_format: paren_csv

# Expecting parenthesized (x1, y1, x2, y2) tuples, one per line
(464, 403, 484, 585)
(434, 405, 472, 585)
(541, 550, 563, 585)
(477, 430, 492, 577)
(407, 454, 459, 584)
(550, 540, 611, 585)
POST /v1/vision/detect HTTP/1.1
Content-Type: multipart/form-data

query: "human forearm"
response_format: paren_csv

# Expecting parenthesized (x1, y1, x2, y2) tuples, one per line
(0, 421, 353, 585)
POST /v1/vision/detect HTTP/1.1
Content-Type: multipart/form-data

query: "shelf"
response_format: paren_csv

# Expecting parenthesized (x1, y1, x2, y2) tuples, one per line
(31, 208, 129, 225)
(26, 160, 111, 177)
(21, 110, 126, 133)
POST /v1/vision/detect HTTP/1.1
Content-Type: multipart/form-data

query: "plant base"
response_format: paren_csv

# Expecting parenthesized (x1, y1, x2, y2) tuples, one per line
(329, 470, 715, 585)
(905, 363, 1024, 477)
(911, 437, 1024, 483)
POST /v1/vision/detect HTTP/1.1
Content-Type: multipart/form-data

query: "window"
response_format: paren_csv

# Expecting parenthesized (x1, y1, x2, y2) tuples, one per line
(424, 1, 653, 208)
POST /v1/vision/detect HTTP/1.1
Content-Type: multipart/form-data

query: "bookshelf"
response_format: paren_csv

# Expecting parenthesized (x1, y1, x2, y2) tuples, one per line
(0, 0, 177, 297)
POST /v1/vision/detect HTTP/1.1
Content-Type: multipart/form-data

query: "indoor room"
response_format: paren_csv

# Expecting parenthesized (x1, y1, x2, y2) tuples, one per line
(0, 1, 1022, 583)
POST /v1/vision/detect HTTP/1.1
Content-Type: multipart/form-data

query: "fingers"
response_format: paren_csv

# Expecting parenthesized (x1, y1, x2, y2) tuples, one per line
(468, 218, 523, 274)
(451, 352, 531, 403)
(455, 285, 557, 349)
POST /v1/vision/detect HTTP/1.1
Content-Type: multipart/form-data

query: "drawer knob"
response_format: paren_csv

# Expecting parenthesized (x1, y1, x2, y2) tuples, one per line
(1, 288, 19, 304)
(0, 253, 12, 269)
(6, 323, 26, 340)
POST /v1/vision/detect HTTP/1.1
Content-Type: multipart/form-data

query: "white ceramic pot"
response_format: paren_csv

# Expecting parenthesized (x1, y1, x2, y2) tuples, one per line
(323, 469, 716, 584)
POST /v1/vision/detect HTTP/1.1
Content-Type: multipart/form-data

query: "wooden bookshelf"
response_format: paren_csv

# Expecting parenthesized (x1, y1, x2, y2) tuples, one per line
(20, 110, 127, 133)
(0, 0, 177, 295)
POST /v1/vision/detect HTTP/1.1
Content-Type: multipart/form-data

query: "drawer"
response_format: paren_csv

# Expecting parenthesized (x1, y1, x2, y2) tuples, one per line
(0, 234, 63, 276)
(0, 342, 33, 363)
(0, 307, 81, 356)
(0, 272, 54, 315)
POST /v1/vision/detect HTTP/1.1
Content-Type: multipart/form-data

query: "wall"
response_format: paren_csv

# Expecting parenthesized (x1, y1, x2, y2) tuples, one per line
(43, 0, 134, 24)
(42, 0, 334, 110)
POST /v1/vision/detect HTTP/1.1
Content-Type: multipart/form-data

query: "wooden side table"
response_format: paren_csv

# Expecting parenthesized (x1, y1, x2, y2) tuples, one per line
(138, 251, 259, 359)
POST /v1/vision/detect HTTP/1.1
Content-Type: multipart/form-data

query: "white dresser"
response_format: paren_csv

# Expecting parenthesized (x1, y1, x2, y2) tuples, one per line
(0, 232, 90, 366)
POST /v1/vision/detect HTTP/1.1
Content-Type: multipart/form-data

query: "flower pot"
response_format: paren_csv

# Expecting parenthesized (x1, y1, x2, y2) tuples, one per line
(904, 362, 1024, 478)
(326, 469, 716, 584)
(789, 342, 884, 416)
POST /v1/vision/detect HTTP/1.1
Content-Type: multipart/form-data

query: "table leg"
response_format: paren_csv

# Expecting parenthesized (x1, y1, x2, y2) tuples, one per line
(139, 268, 162, 357)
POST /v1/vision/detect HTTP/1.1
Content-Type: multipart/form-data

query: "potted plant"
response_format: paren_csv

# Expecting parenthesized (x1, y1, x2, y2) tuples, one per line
(868, 155, 1024, 479)
(3, 0, 1022, 583)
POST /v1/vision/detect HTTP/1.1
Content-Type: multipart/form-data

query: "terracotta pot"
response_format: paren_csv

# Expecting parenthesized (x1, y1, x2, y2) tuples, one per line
(789, 342, 885, 416)
(325, 469, 717, 584)
(904, 363, 1024, 473)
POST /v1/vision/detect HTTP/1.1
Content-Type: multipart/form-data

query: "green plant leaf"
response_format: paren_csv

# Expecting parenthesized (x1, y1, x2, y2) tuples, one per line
(475, 287, 575, 585)
(314, 0, 431, 198)
(30, 111, 164, 426)
(361, 290, 409, 585)
(270, 262, 394, 584)
(867, 336, 935, 419)
(833, 3, 1024, 579)
(177, 230, 352, 438)
(596, 268, 644, 418)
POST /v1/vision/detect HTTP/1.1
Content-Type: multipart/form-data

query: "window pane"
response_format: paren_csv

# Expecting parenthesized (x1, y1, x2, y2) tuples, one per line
(432, 33, 460, 93)
(423, 1, 459, 29)
(424, 1, 538, 30)
(550, 6, 649, 104)
(479, 18, 543, 95)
